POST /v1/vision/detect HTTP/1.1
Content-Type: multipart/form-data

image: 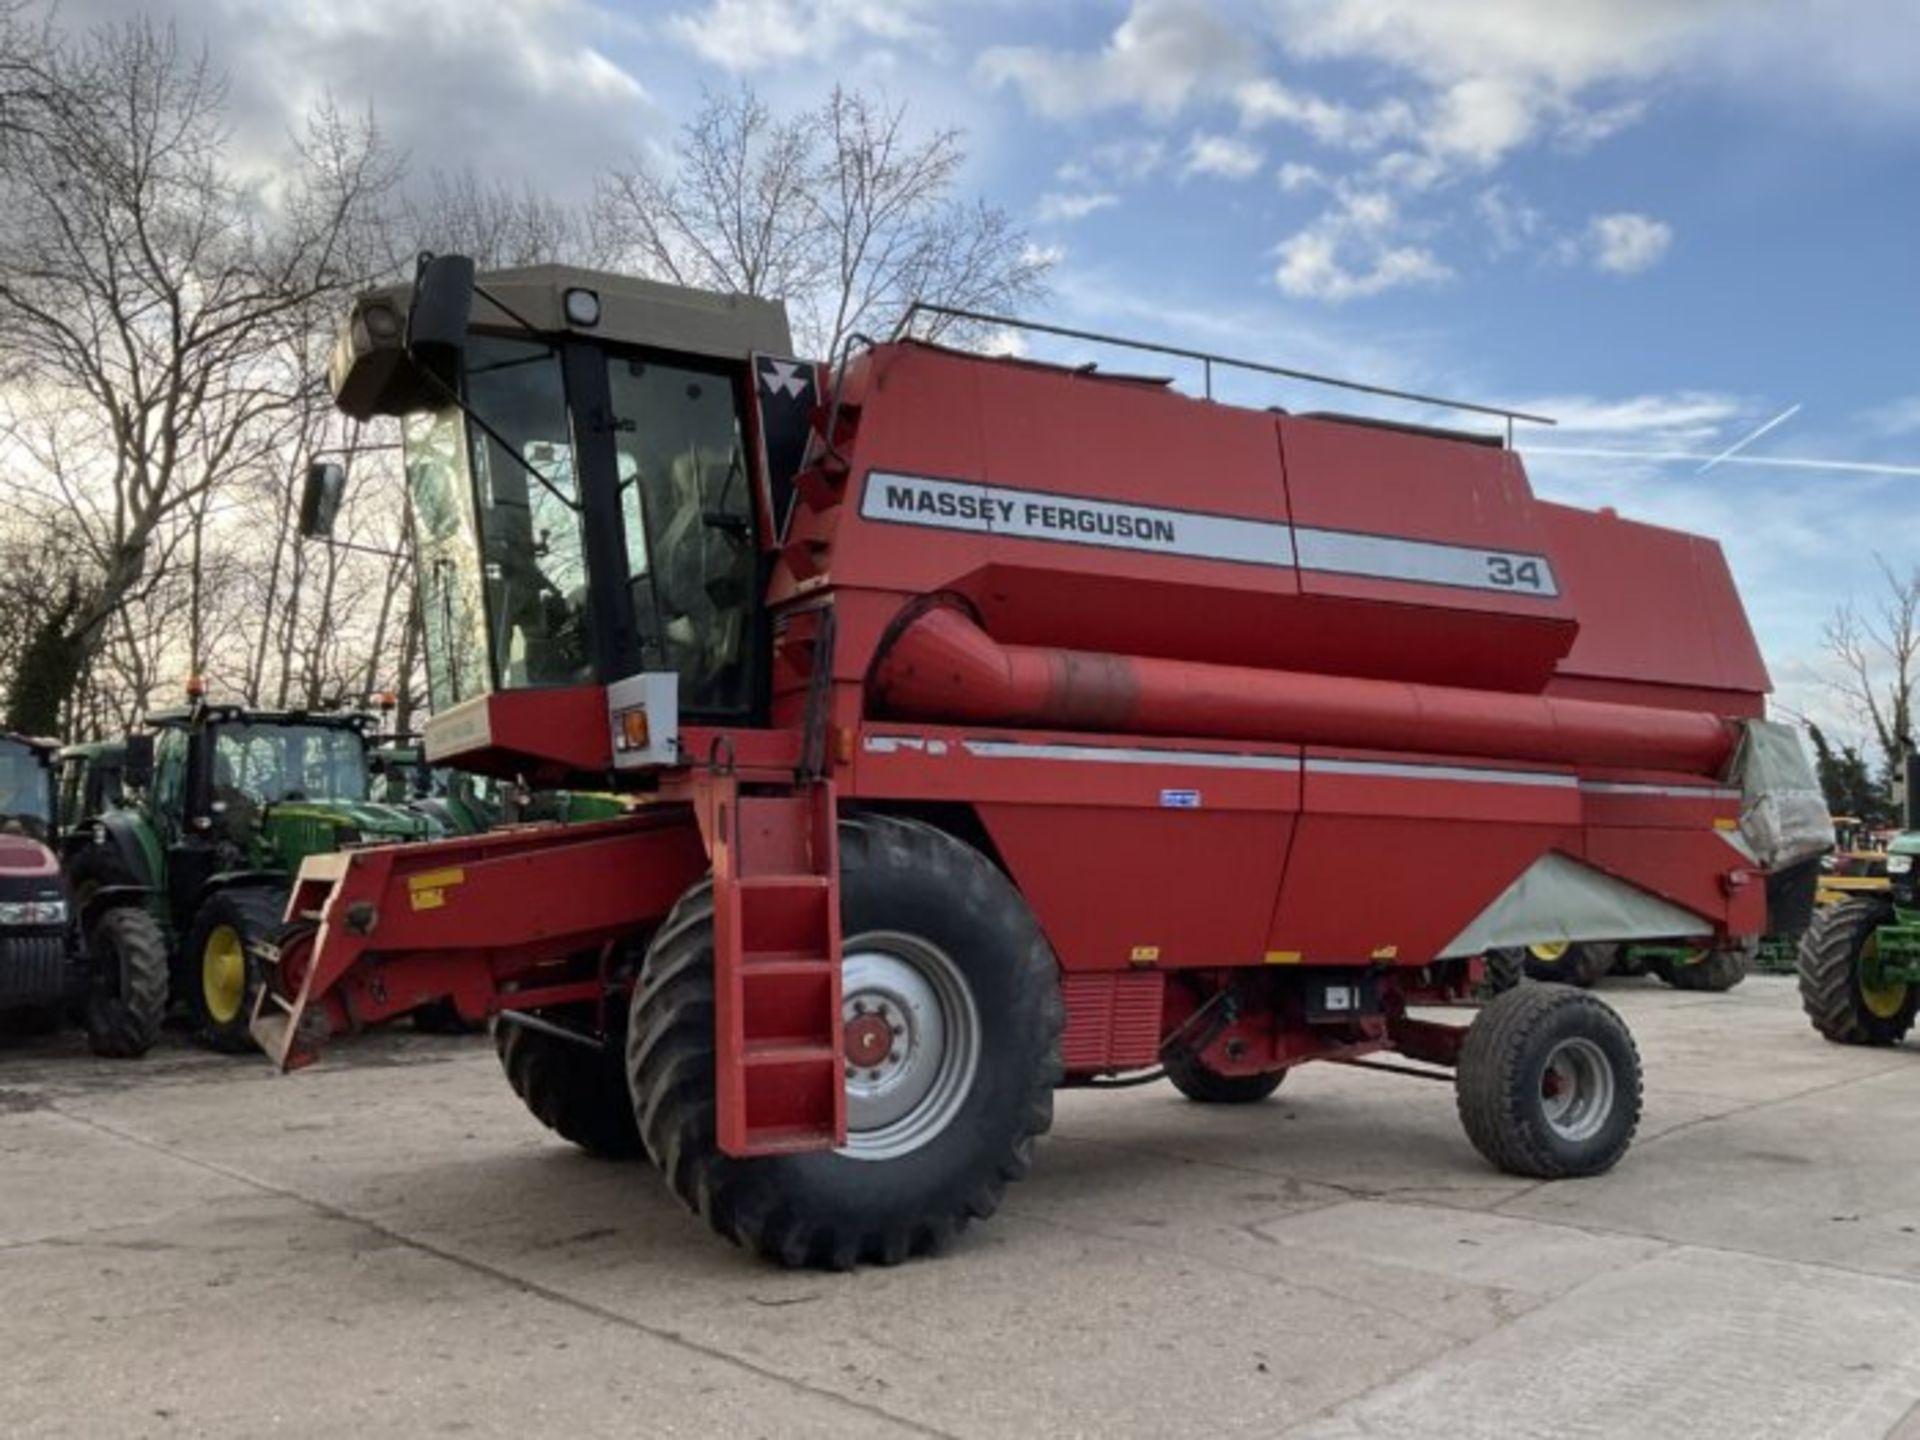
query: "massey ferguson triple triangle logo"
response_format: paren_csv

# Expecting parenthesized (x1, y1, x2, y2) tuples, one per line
(859, 470, 1561, 597)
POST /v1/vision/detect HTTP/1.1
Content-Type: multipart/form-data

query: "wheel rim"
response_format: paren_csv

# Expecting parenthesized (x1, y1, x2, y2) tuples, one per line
(838, 932, 980, 1162)
(1859, 934, 1909, 1019)
(1538, 1037, 1616, 1143)
(1528, 941, 1570, 962)
(203, 924, 247, 1025)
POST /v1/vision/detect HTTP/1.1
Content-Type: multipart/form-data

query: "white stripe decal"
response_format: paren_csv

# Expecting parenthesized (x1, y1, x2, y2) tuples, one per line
(1580, 781, 1741, 800)
(861, 471, 1294, 568)
(869, 735, 1573, 788)
(1305, 758, 1577, 789)
(1295, 526, 1559, 599)
(959, 739, 1301, 772)
(859, 471, 1558, 596)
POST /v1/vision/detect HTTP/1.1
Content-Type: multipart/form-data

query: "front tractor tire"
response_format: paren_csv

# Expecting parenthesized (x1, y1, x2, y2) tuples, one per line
(83, 906, 168, 1058)
(185, 888, 286, 1053)
(1456, 983, 1642, 1179)
(1652, 939, 1754, 993)
(1506, 941, 1617, 988)
(1800, 897, 1917, 1046)
(629, 815, 1063, 1269)
(496, 1010, 643, 1158)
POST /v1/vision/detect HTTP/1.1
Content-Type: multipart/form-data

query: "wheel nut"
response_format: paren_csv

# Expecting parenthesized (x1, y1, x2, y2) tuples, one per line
(889, 1023, 904, 1037)
(867, 1069, 882, 1081)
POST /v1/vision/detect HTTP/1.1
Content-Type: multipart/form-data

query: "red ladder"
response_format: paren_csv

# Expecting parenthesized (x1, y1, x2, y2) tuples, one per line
(709, 777, 845, 1156)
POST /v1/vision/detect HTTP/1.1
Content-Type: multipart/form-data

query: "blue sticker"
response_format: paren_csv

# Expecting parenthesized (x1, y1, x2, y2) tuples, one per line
(1160, 788, 1201, 809)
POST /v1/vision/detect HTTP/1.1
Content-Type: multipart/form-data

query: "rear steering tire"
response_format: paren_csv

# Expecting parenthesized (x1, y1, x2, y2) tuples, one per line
(629, 815, 1062, 1269)
(1456, 983, 1642, 1179)
(184, 888, 286, 1053)
(83, 906, 168, 1058)
(1164, 1047, 1286, 1103)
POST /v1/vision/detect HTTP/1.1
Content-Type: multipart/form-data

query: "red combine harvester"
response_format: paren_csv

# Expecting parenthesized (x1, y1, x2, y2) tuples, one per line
(264, 256, 1821, 1267)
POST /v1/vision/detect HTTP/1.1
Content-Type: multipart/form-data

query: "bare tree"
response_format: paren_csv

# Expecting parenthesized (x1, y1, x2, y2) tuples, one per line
(0, 15, 400, 734)
(407, 167, 586, 270)
(593, 85, 1051, 358)
(1821, 555, 1918, 779)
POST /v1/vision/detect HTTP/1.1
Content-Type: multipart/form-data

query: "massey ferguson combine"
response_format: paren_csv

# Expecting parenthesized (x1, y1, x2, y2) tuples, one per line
(263, 255, 1825, 1268)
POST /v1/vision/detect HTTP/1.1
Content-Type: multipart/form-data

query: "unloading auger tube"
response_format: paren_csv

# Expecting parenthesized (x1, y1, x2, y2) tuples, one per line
(868, 602, 1738, 776)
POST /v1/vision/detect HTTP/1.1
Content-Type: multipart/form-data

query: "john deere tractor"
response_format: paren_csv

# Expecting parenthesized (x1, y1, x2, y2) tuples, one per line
(64, 695, 436, 1050)
(1802, 755, 1920, 1045)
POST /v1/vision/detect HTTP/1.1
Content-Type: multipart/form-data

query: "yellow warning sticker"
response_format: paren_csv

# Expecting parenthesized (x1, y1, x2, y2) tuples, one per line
(407, 867, 465, 912)
(1370, 945, 1399, 961)
(1129, 945, 1160, 964)
(1264, 949, 1302, 965)
(1713, 817, 1738, 831)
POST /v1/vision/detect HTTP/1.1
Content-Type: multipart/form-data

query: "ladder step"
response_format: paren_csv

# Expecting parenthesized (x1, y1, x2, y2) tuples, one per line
(744, 1041, 836, 1067)
(740, 1124, 840, 1155)
(737, 874, 830, 893)
(742, 952, 835, 974)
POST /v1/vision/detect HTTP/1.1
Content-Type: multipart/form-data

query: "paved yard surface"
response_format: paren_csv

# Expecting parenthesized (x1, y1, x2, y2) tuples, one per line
(4, 975, 1920, 1438)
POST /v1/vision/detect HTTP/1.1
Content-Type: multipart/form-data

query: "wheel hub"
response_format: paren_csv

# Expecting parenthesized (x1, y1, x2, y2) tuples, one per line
(203, 925, 247, 1025)
(1539, 1036, 1615, 1142)
(838, 935, 981, 1163)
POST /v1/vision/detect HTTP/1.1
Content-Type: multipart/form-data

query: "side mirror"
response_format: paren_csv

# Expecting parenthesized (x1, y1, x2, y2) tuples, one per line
(407, 252, 476, 394)
(299, 462, 346, 539)
(122, 734, 154, 791)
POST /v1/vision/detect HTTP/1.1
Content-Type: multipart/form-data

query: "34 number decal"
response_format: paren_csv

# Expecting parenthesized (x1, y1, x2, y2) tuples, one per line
(1485, 555, 1547, 591)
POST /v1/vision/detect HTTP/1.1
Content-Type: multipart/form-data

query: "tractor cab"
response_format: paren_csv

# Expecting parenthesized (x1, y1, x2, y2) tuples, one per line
(323, 261, 813, 784)
(0, 734, 57, 845)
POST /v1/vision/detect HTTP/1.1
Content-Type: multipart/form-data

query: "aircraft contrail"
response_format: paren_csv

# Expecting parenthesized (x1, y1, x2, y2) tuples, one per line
(1524, 444, 1920, 478)
(1694, 403, 1802, 474)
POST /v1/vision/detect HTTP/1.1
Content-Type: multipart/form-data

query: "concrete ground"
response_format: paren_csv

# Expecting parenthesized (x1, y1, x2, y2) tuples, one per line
(3, 975, 1920, 1439)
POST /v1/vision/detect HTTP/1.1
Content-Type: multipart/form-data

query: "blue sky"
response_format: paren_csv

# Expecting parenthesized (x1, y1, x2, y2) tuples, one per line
(77, 0, 1920, 745)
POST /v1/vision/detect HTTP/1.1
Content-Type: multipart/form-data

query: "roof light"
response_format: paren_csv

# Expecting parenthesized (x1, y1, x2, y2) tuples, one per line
(185, 675, 207, 699)
(563, 287, 601, 327)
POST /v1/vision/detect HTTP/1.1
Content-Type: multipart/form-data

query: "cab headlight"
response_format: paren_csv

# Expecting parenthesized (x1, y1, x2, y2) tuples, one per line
(1888, 854, 1914, 876)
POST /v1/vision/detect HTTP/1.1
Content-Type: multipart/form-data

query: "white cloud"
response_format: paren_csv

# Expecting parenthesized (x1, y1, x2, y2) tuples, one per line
(1277, 162, 1327, 192)
(1233, 77, 1412, 147)
(1517, 392, 1742, 442)
(54, 0, 659, 195)
(1860, 397, 1920, 437)
(1037, 191, 1120, 223)
(666, 0, 936, 70)
(1473, 185, 1542, 255)
(978, 0, 1253, 119)
(1587, 212, 1674, 273)
(1274, 190, 1450, 302)
(1057, 139, 1170, 188)
(1182, 132, 1264, 180)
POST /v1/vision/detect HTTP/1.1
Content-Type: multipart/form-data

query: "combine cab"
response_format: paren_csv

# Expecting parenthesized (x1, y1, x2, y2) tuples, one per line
(261, 255, 1822, 1267)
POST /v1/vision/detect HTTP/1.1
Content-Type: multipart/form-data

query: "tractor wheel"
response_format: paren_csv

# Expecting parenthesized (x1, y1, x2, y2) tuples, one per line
(1654, 939, 1754, 993)
(184, 888, 286, 1053)
(1799, 897, 1916, 1046)
(1481, 948, 1524, 994)
(1517, 941, 1616, 988)
(629, 815, 1063, 1269)
(1164, 1047, 1286, 1103)
(83, 906, 168, 1058)
(495, 1010, 643, 1158)
(1455, 983, 1642, 1179)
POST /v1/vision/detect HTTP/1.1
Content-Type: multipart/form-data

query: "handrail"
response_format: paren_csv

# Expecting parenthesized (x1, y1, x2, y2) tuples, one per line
(891, 301, 1557, 438)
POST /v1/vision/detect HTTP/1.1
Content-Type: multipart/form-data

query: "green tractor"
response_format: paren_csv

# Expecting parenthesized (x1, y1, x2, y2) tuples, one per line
(1801, 753, 1920, 1045)
(63, 695, 437, 1050)
(1494, 938, 1754, 992)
